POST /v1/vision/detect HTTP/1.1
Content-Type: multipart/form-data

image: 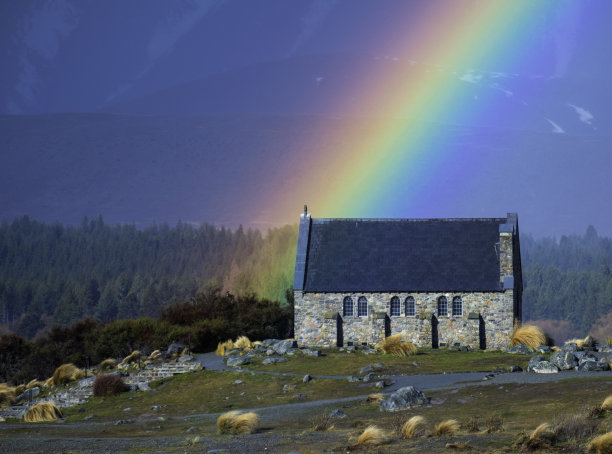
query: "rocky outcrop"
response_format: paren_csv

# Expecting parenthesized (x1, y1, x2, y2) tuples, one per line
(380, 386, 428, 411)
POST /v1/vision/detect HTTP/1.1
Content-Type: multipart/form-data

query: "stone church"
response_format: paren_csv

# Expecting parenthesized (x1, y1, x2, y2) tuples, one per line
(293, 209, 522, 350)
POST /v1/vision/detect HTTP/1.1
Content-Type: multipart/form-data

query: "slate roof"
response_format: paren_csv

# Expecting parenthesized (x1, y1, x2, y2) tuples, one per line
(297, 217, 508, 292)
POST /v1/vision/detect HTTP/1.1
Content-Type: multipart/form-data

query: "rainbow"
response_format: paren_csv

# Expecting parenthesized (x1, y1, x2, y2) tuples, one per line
(260, 2, 573, 225)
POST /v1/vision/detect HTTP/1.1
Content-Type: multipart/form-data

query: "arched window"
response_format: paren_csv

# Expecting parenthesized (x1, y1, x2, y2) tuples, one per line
(343, 296, 353, 317)
(358, 296, 368, 317)
(405, 296, 415, 317)
(437, 296, 448, 317)
(452, 296, 463, 317)
(390, 296, 400, 316)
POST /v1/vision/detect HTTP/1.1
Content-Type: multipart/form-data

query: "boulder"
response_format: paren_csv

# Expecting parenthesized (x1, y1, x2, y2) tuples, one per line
(578, 360, 611, 372)
(226, 356, 252, 368)
(508, 344, 532, 354)
(375, 381, 386, 389)
(346, 376, 361, 383)
(508, 365, 523, 373)
(303, 374, 312, 383)
(537, 345, 553, 353)
(360, 365, 374, 374)
(262, 339, 281, 347)
(15, 386, 40, 403)
(273, 340, 297, 355)
(178, 355, 194, 362)
(531, 361, 558, 374)
(166, 343, 186, 356)
(301, 349, 321, 357)
(362, 372, 377, 382)
(549, 350, 578, 371)
(329, 409, 347, 418)
(562, 343, 578, 353)
(526, 355, 546, 372)
(380, 386, 428, 412)
(262, 356, 287, 365)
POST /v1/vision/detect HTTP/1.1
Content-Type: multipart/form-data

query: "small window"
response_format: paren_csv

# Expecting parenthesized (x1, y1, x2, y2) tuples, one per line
(358, 296, 368, 317)
(452, 296, 462, 317)
(390, 296, 400, 316)
(437, 296, 448, 317)
(405, 296, 415, 317)
(343, 296, 353, 317)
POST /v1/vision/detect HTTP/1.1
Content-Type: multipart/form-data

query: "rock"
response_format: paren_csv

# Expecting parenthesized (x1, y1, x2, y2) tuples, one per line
(360, 365, 374, 374)
(346, 346, 356, 353)
(226, 356, 252, 368)
(178, 355, 194, 362)
(166, 343, 186, 356)
(295, 393, 307, 400)
(115, 419, 134, 425)
(225, 349, 241, 356)
(77, 377, 96, 388)
(526, 355, 546, 372)
(531, 361, 558, 374)
(329, 409, 347, 418)
(282, 384, 297, 392)
(84, 414, 94, 420)
(346, 376, 361, 383)
(562, 343, 578, 353)
(375, 381, 386, 389)
(578, 353, 598, 365)
(15, 386, 40, 403)
(508, 365, 523, 373)
(508, 344, 532, 354)
(137, 382, 151, 391)
(262, 356, 288, 365)
(598, 346, 612, 353)
(412, 361, 420, 367)
(578, 360, 611, 372)
(0, 416, 5, 423)
(273, 340, 298, 355)
(184, 426, 197, 433)
(123, 407, 131, 412)
(374, 362, 384, 368)
(537, 345, 553, 353)
(303, 374, 312, 383)
(265, 349, 275, 356)
(286, 349, 299, 356)
(362, 372, 377, 382)
(301, 349, 321, 357)
(262, 339, 281, 347)
(550, 350, 578, 371)
(380, 386, 428, 411)
(233, 380, 243, 385)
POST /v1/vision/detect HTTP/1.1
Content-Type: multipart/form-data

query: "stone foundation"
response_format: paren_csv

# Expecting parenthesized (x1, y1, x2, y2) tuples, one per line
(294, 290, 515, 350)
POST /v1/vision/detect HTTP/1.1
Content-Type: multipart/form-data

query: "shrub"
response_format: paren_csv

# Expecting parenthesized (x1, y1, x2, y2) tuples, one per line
(402, 416, 427, 439)
(511, 324, 546, 348)
(24, 402, 63, 422)
(311, 412, 335, 432)
(588, 432, 612, 454)
(433, 419, 459, 436)
(463, 416, 480, 433)
(217, 410, 241, 434)
(552, 413, 597, 444)
(51, 363, 85, 386)
(93, 374, 128, 397)
(377, 333, 417, 356)
(354, 425, 390, 446)
(485, 415, 504, 433)
(232, 412, 259, 434)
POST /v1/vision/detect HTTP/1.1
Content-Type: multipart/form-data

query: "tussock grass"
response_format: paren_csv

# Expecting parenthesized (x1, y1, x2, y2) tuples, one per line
(14, 384, 25, 395)
(521, 422, 554, 451)
(24, 402, 63, 422)
(93, 374, 128, 397)
(463, 416, 480, 433)
(445, 442, 472, 451)
(99, 358, 117, 371)
(401, 415, 427, 439)
(311, 412, 335, 432)
(588, 432, 612, 454)
(566, 335, 595, 349)
(120, 350, 141, 365)
(217, 410, 241, 434)
(148, 350, 161, 361)
(485, 415, 505, 433)
(364, 393, 385, 404)
(353, 425, 390, 446)
(602, 395, 612, 411)
(377, 333, 417, 356)
(0, 384, 15, 408)
(234, 336, 253, 350)
(52, 363, 85, 386)
(607, 337, 612, 347)
(216, 340, 234, 357)
(433, 419, 459, 436)
(26, 379, 44, 389)
(511, 324, 546, 348)
(43, 377, 54, 388)
(552, 412, 598, 444)
(232, 412, 259, 434)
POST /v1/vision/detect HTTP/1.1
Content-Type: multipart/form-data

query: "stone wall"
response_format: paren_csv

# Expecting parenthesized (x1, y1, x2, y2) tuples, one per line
(294, 290, 515, 350)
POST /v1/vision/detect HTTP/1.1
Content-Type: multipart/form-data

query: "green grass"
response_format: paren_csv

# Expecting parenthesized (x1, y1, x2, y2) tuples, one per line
(244, 348, 531, 376)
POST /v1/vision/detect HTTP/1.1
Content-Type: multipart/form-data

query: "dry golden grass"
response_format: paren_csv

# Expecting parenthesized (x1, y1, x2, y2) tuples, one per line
(565, 335, 595, 349)
(354, 425, 390, 446)
(521, 422, 555, 451)
(401, 415, 427, 439)
(601, 395, 612, 411)
(607, 337, 612, 347)
(588, 432, 612, 454)
(148, 350, 161, 360)
(99, 358, 117, 371)
(511, 324, 546, 348)
(217, 410, 241, 434)
(26, 379, 44, 389)
(43, 377, 54, 388)
(24, 402, 63, 422)
(121, 350, 141, 365)
(14, 384, 25, 395)
(364, 393, 385, 404)
(51, 363, 85, 386)
(232, 412, 259, 434)
(234, 335, 253, 350)
(377, 333, 417, 356)
(216, 340, 234, 357)
(252, 341, 263, 348)
(445, 442, 472, 451)
(433, 419, 460, 437)
(0, 384, 15, 408)
(180, 347, 189, 356)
